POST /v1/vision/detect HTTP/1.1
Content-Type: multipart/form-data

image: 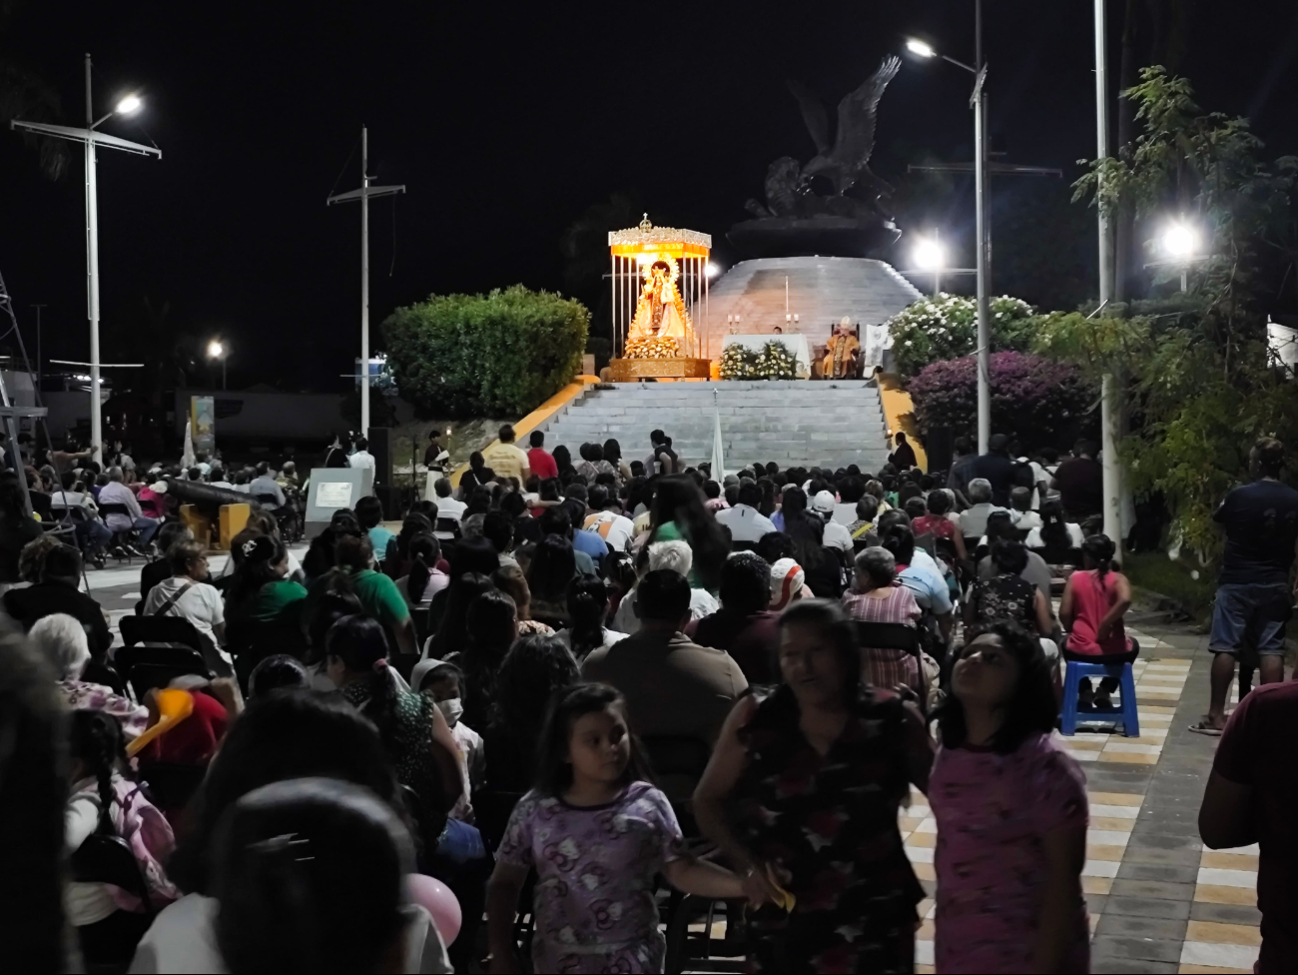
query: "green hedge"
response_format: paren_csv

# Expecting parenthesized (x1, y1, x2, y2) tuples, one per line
(383, 286, 589, 418)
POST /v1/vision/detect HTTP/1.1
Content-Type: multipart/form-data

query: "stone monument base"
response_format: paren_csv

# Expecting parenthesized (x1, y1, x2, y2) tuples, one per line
(608, 357, 711, 381)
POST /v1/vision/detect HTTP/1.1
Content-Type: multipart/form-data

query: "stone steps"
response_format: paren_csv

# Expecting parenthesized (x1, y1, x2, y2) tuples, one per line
(536, 381, 890, 471)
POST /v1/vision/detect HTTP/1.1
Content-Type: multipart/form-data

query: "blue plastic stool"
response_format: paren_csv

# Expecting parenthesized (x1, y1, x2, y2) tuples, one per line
(1060, 659, 1140, 737)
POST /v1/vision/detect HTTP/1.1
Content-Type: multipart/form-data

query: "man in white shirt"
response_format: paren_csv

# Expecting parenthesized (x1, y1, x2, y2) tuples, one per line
(432, 477, 467, 522)
(811, 490, 854, 553)
(582, 485, 635, 553)
(348, 436, 376, 472)
(97, 467, 159, 547)
(716, 482, 777, 544)
(481, 424, 530, 486)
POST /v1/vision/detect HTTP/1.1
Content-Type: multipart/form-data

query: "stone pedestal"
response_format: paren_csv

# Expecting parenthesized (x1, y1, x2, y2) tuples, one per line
(608, 358, 711, 381)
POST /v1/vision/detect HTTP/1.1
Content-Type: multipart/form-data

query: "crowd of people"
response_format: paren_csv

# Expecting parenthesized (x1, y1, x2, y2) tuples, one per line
(5, 418, 1298, 974)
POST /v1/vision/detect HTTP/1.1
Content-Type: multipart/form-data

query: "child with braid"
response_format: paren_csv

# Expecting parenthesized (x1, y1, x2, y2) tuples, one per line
(66, 710, 178, 963)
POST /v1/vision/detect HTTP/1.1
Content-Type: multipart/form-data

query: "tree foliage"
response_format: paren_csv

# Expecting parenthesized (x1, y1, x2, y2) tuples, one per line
(383, 285, 589, 419)
(887, 293, 1036, 379)
(1068, 66, 1298, 557)
(908, 351, 1095, 452)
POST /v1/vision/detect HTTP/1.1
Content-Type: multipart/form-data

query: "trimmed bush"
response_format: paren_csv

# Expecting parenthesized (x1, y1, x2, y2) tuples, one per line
(908, 351, 1095, 450)
(887, 293, 1036, 379)
(383, 286, 589, 418)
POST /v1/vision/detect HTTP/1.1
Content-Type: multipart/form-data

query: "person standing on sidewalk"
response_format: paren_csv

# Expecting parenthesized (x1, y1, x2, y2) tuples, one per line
(1192, 438, 1298, 735)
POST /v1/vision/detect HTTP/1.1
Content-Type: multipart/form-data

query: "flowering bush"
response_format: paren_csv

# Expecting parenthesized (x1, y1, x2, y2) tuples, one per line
(887, 293, 1036, 379)
(719, 343, 761, 379)
(758, 341, 798, 380)
(907, 351, 1095, 450)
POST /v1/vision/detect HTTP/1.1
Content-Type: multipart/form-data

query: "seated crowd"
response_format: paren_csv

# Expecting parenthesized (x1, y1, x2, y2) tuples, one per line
(3, 423, 1146, 974)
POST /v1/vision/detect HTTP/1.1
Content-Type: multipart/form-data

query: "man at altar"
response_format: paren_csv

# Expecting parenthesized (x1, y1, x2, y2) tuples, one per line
(821, 316, 860, 378)
(628, 259, 691, 344)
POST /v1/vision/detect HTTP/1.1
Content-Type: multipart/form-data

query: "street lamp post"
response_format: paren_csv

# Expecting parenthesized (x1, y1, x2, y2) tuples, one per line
(207, 340, 227, 390)
(906, 14, 991, 453)
(10, 55, 160, 464)
(1094, 0, 1122, 548)
(328, 127, 406, 437)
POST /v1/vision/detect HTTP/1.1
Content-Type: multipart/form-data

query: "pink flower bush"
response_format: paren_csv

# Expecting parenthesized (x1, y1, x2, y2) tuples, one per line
(907, 351, 1095, 449)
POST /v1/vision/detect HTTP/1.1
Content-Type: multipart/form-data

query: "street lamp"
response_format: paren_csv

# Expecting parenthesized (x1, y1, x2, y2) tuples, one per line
(206, 339, 227, 390)
(9, 55, 161, 465)
(905, 21, 991, 452)
(705, 262, 721, 279)
(1160, 220, 1201, 292)
(912, 236, 948, 296)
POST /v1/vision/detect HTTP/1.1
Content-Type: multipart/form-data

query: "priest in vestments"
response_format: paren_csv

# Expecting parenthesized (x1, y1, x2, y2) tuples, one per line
(821, 317, 860, 379)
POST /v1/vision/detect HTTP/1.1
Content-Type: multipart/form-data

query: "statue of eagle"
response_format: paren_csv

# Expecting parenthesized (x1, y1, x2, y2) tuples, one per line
(745, 55, 901, 219)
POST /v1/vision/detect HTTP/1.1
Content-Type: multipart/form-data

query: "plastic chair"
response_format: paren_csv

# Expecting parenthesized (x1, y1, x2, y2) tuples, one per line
(97, 502, 144, 561)
(114, 644, 212, 700)
(1060, 658, 1140, 737)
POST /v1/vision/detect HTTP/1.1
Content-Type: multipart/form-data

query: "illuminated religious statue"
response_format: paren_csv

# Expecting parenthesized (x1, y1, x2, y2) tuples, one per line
(821, 316, 860, 379)
(628, 258, 693, 345)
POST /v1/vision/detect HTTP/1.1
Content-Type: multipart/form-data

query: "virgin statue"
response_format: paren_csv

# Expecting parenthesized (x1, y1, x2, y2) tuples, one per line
(628, 259, 692, 345)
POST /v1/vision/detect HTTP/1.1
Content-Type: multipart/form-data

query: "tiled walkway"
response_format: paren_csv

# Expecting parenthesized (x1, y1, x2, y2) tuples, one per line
(902, 611, 1262, 974)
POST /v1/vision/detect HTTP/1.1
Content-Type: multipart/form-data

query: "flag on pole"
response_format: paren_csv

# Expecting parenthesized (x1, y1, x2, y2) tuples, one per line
(710, 388, 725, 484)
(181, 419, 195, 469)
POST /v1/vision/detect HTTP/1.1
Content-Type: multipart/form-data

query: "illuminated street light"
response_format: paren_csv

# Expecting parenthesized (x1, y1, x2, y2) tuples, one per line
(1161, 221, 1199, 259)
(913, 237, 946, 271)
(705, 262, 721, 279)
(207, 339, 227, 389)
(906, 38, 936, 59)
(9, 56, 161, 466)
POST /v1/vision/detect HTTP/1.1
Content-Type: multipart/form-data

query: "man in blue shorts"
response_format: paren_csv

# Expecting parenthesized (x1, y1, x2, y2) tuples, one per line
(1194, 438, 1298, 734)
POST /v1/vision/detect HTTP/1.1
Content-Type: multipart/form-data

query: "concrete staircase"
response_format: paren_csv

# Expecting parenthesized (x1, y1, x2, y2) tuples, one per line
(536, 381, 891, 471)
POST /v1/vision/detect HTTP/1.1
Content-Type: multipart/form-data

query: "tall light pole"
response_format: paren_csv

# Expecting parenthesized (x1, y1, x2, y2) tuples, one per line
(1094, 0, 1122, 547)
(906, 17, 991, 452)
(328, 127, 405, 436)
(207, 339, 227, 390)
(10, 55, 160, 464)
(29, 303, 46, 390)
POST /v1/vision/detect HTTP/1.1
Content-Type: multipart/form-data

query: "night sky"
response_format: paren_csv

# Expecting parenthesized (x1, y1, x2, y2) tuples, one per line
(3, 0, 1297, 391)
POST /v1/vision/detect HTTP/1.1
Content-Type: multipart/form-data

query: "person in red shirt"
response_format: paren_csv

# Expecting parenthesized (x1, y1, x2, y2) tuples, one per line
(1201, 679, 1298, 973)
(527, 430, 558, 481)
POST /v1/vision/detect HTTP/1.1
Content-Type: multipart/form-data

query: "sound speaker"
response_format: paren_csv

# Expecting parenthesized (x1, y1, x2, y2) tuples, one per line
(366, 427, 399, 514)
(925, 426, 954, 477)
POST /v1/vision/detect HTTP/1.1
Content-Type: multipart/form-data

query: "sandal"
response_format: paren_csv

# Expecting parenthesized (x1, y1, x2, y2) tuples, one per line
(1188, 717, 1224, 737)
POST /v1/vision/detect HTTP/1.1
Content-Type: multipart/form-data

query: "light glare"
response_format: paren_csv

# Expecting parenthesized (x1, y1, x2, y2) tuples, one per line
(1162, 222, 1199, 259)
(115, 94, 142, 116)
(706, 262, 721, 279)
(913, 238, 947, 270)
(906, 39, 936, 59)
(206, 340, 224, 359)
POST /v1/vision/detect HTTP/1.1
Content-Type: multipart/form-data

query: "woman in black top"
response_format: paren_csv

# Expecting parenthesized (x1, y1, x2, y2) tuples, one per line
(0, 474, 44, 587)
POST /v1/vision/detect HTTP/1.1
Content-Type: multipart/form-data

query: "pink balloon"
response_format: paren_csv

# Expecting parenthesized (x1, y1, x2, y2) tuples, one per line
(408, 873, 462, 947)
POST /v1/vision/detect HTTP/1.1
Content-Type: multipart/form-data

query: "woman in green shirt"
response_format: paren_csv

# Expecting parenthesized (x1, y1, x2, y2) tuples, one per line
(224, 533, 308, 625)
(642, 474, 730, 593)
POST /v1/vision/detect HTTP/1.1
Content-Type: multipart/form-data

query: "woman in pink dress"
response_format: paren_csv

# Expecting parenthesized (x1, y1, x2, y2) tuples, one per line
(1059, 534, 1136, 709)
(929, 620, 1089, 973)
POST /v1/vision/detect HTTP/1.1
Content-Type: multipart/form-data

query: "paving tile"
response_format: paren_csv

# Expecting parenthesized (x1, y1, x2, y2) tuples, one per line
(1092, 934, 1185, 963)
(1122, 846, 1206, 867)
(1092, 960, 1178, 973)
(1106, 895, 1193, 920)
(1090, 790, 1146, 806)
(1084, 875, 1114, 895)
(1110, 879, 1198, 901)
(1101, 751, 1162, 764)
(1196, 867, 1258, 888)
(1176, 965, 1252, 974)
(1128, 832, 1203, 852)
(1084, 858, 1122, 878)
(1184, 921, 1261, 946)
(1180, 942, 1261, 970)
(1095, 914, 1189, 940)
(1117, 862, 1202, 884)
(1188, 902, 1262, 926)
(1198, 851, 1259, 871)
(1194, 884, 1257, 906)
